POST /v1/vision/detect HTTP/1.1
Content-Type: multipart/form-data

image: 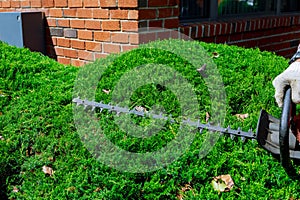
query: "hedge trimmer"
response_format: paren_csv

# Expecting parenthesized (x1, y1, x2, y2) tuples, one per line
(73, 87, 299, 176)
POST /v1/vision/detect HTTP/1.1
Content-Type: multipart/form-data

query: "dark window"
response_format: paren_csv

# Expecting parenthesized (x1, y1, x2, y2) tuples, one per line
(218, 0, 275, 16)
(180, 0, 300, 20)
(281, 0, 300, 12)
(180, 0, 209, 19)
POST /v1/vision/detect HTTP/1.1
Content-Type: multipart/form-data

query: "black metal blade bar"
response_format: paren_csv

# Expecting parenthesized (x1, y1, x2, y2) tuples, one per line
(73, 97, 257, 141)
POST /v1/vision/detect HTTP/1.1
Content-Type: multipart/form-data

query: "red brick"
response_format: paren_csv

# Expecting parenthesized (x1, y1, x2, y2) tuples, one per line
(11, 1, 21, 8)
(64, 48, 78, 58)
(95, 53, 107, 59)
(129, 33, 139, 44)
(21, 1, 31, 7)
(78, 30, 93, 40)
(158, 8, 173, 18)
(148, 0, 168, 7)
(71, 40, 85, 49)
(31, 0, 42, 7)
(169, 0, 179, 6)
(102, 20, 120, 31)
(118, 0, 137, 8)
(62, 9, 76, 17)
(100, 0, 117, 7)
(93, 9, 109, 19)
(103, 43, 121, 53)
(77, 8, 93, 18)
(149, 20, 163, 27)
(70, 19, 85, 28)
(1, 1, 10, 8)
(84, 0, 100, 7)
(57, 19, 70, 27)
(173, 7, 180, 17)
(69, 0, 82, 7)
(49, 8, 63, 17)
(71, 59, 86, 67)
(55, 0, 68, 7)
(111, 33, 129, 43)
(55, 46, 64, 56)
(42, 0, 54, 7)
(164, 18, 179, 29)
(57, 38, 70, 47)
(139, 32, 156, 44)
(78, 50, 94, 61)
(121, 21, 138, 32)
(122, 44, 138, 52)
(128, 10, 138, 20)
(85, 20, 101, 30)
(110, 10, 128, 19)
(57, 56, 71, 65)
(94, 31, 111, 41)
(139, 9, 157, 20)
(46, 18, 56, 27)
(85, 41, 102, 51)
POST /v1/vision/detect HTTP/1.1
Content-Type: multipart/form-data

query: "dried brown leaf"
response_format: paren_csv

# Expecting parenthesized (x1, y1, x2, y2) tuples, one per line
(212, 52, 220, 58)
(206, 112, 210, 123)
(102, 89, 110, 94)
(235, 113, 249, 120)
(42, 166, 54, 176)
(211, 174, 234, 193)
(135, 106, 147, 112)
(12, 186, 19, 193)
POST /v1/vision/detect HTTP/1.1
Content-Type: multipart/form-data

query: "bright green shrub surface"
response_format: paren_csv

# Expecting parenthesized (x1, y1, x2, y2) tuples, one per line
(0, 40, 299, 199)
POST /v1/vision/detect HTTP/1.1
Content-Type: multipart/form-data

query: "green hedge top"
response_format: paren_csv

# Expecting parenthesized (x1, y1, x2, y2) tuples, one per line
(0, 40, 296, 199)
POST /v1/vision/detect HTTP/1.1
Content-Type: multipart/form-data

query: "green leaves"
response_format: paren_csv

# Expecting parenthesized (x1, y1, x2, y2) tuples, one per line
(0, 40, 298, 199)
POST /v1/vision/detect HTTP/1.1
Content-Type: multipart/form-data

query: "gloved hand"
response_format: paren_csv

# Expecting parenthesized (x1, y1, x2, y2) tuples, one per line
(272, 61, 300, 107)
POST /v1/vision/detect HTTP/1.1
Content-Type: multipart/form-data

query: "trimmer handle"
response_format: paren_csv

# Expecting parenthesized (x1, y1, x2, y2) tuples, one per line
(279, 87, 296, 175)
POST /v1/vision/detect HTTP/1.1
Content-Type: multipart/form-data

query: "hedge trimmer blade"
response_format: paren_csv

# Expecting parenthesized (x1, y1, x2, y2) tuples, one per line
(72, 97, 257, 141)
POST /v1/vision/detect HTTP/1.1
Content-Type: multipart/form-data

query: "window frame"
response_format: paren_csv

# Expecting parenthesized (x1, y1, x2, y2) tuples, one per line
(180, 0, 299, 22)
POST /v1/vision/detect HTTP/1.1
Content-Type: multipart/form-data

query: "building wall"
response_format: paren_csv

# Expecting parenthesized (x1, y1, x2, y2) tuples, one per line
(180, 15, 300, 58)
(0, 0, 139, 66)
(0, 0, 299, 66)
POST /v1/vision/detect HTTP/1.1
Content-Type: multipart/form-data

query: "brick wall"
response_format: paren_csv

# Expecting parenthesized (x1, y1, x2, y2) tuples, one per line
(1, 0, 300, 65)
(179, 15, 300, 58)
(0, 0, 139, 66)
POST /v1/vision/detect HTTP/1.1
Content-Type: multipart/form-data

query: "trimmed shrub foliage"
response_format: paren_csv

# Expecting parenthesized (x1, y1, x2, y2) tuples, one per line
(0, 40, 298, 199)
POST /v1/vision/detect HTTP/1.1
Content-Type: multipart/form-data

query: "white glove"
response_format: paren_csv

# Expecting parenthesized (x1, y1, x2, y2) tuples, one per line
(272, 61, 300, 107)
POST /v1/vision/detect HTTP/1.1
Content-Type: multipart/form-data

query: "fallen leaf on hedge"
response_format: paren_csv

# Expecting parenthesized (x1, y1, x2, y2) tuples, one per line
(135, 106, 147, 112)
(42, 166, 54, 176)
(212, 52, 220, 58)
(206, 112, 210, 123)
(12, 186, 19, 193)
(211, 174, 234, 193)
(235, 113, 249, 120)
(0, 136, 4, 141)
(102, 89, 110, 94)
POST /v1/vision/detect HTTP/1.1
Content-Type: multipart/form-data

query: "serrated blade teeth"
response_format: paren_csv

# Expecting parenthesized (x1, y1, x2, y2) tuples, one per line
(230, 134, 235, 140)
(240, 137, 246, 142)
